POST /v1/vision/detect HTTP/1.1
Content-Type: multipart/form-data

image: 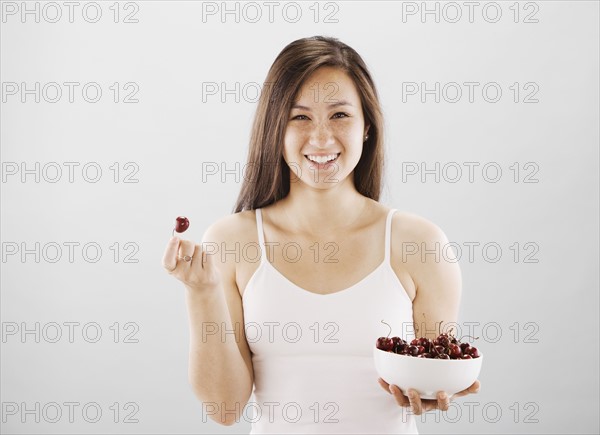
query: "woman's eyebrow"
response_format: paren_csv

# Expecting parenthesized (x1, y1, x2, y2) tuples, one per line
(291, 101, 353, 110)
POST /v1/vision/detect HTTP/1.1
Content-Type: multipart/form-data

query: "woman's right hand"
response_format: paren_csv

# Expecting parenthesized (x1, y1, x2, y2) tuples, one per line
(162, 237, 221, 292)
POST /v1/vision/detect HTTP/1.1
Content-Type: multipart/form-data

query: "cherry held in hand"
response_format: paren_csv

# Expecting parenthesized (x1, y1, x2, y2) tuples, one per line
(173, 216, 190, 237)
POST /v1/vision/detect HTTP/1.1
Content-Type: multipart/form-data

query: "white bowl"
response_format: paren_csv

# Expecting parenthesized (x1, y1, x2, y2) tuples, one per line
(373, 347, 483, 400)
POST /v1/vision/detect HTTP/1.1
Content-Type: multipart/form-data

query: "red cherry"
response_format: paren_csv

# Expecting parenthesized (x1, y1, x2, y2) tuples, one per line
(437, 335, 450, 347)
(392, 343, 405, 354)
(468, 347, 480, 358)
(376, 337, 394, 351)
(174, 216, 190, 234)
(449, 343, 462, 359)
(375, 322, 482, 360)
(407, 345, 419, 356)
(434, 345, 446, 356)
(417, 337, 429, 346)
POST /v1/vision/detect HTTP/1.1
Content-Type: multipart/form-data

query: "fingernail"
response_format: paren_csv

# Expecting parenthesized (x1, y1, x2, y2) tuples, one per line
(440, 393, 447, 399)
(388, 385, 394, 394)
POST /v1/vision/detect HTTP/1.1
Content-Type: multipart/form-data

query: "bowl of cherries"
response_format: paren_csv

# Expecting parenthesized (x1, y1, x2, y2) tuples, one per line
(374, 320, 483, 400)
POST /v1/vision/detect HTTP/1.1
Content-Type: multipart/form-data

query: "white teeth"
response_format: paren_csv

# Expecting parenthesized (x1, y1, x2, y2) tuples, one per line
(306, 154, 338, 163)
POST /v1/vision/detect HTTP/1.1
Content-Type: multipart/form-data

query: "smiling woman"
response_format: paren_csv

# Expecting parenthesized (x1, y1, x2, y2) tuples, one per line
(233, 36, 383, 211)
(163, 35, 479, 434)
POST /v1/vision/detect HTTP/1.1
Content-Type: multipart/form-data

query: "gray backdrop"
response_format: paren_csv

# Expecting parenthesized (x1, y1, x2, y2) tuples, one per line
(1, 1, 598, 434)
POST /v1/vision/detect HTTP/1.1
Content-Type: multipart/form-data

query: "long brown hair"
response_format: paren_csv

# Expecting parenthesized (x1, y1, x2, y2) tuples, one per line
(233, 35, 385, 213)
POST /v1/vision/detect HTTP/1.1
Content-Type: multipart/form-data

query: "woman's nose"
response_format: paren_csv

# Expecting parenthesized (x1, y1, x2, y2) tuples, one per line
(309, 124, 334, 147)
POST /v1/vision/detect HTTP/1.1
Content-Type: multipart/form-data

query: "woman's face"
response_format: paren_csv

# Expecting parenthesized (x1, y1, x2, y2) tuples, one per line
(283, 66, 369, 188)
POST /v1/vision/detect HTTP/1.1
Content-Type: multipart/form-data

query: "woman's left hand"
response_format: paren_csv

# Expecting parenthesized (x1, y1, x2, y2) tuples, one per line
(377, 378, 481, 415)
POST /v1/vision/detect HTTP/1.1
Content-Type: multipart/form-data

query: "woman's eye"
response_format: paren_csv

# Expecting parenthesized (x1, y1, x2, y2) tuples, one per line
(292, 114, 309, 120)
(332, 112, 349, 119)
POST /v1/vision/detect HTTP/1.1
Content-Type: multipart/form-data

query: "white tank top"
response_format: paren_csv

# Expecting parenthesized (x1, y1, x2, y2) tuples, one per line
(242, 207, 418, 434)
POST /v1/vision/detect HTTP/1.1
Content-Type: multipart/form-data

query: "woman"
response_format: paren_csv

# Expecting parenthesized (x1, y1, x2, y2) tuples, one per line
(162, 35, 480, 433)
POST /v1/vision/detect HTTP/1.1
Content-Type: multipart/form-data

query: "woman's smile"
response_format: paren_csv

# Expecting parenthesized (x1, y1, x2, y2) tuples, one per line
(304, 152, 341, 169)
(283, 66, 368, 187)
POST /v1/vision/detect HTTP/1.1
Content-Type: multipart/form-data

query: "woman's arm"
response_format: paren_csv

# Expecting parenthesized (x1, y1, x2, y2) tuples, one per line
(184, 219, 255, 426)
(405, 215, 462, 340)
(379, 213, 479, 413)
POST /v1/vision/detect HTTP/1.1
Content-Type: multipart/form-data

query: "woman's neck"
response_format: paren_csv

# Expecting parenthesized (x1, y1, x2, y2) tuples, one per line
(275, 179, 370, 236)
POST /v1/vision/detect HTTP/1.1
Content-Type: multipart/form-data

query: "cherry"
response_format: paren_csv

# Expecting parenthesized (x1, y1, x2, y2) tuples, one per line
(437, 335, 450, 347)
(407, 345, 419, 356)
(449, 343, 462, 359)
(376, 337, 394, 351)
(173, 216, 190, 236)
(434, 345, 446, 355)
(417, 337, 429, 346)
(393, 341, 407, 354)
(468, 347, 480, 358)
(377, 319, 481, 359)
(376, 320, 395, 352)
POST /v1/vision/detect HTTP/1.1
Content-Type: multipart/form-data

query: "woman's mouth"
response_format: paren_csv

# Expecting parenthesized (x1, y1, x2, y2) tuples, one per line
(304, 152, 340, 169)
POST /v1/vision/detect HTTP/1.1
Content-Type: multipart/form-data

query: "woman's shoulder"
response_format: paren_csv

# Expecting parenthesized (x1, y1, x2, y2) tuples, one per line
(363, 199, 444, 239)
(389, 207, 450, 245)
(201, 209, 257, 245)
(392, 210, 441, 234)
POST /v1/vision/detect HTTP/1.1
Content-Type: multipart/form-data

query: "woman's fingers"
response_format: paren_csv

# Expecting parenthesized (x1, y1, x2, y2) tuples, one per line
(200, 247, 207, 269)
(378, 380, 459, 415)
(162, 237, 180, 273)
(377, 378, 391, 394)
(389, 385, 411, 408)
(452, 380, 481, 399)
(436, 391, 450, 411)
(378, 379, 411, 408)
(407, 389, 423, 414)
(163, 236, 222, 292)
(178, 239, 195, 262)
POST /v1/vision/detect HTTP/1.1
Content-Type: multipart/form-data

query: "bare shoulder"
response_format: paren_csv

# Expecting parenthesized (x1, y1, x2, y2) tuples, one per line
(390, 209, 462, 311)
(200, 210, 257, 281)
(389, 209, 457, 285)
(201, 210, 256, 246)
(391, 210, 450, 245)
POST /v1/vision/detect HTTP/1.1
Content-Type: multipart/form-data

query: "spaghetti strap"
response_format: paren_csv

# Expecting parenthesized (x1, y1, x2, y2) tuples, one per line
(384, 209, 397, 264)
(255, 208, 266, 264)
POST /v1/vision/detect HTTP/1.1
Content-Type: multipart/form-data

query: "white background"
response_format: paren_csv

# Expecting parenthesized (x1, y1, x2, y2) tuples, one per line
(1, 1, 599, 433)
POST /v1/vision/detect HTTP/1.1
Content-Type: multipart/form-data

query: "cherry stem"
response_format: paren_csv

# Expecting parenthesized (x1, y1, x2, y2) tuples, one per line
(459, 335, 480, 342)
(381, 320, 392, 338)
